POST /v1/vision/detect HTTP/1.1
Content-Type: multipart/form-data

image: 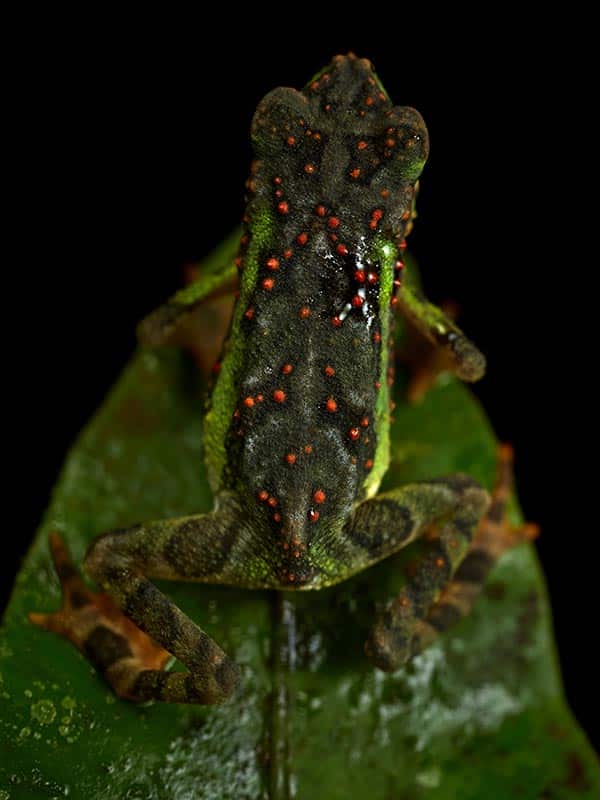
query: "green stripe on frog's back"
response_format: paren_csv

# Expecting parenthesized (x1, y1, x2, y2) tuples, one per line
(204, 54, 428, 577)
(203, 209, 273, 493)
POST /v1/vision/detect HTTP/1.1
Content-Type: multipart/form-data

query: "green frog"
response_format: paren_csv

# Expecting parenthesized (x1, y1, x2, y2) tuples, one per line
(29, 54, 534, 705)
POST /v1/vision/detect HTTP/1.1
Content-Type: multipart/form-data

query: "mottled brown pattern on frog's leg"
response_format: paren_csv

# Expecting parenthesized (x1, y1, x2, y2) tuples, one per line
(29, 534, 172, 700)
(81, 509, 251, 704)
(364, 475, 490, 672)
(30, 504, 255, 704)
(409, 445, 539, 656)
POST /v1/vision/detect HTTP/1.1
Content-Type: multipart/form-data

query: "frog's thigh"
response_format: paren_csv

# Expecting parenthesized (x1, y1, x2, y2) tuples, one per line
(83, 508, 247, 704)
(340, 475, 490, 671)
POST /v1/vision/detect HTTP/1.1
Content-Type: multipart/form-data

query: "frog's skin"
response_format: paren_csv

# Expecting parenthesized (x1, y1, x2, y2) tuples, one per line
(30, 54, 528, 706)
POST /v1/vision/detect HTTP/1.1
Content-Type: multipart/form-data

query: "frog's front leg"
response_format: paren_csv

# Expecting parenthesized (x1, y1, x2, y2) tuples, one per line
(398, 270, 486, 384)
(30, 498, 251, 705)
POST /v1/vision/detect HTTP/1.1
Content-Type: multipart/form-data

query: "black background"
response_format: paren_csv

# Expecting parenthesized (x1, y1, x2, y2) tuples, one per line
(6, 19, 596, 747)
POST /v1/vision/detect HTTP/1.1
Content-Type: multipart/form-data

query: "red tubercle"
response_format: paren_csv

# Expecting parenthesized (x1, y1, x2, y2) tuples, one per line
(351, 295, 363, 308)
(373, 332, 382, 344)
(349, 168, 361, 179)
(395, 260, 405, 271)
(336, 244, 348, 256)
(273, 389, 286, 404)
(243, 396, 255, 408)
(286, 136, 296, 146)
(367, 272, 378, 284)
(313, 489, 326, 504)
(266, 257, 280, 271)
(258, 490, 269, 502)
(365, 459, 374, 470)
(296, 232, 308, 246)
(360, 417, 369, 428)
(327, 217, 340, 230)
(262, 278, 275, 291)
(244, 307, 254, 320)
(299, 306, 311, 319)
(284, 248, 293, 259)
(357, 140, 368, 150)
(304, 164, 316, 174)
(326, 398, 338, 413)
(285, 453, 297, 465)
(268, 496, 278, 508)
(331, 315, 342, 327)
(273, 176, 282, 185)
(349, 427, 360, 441)
(282, 363, 293, 375)
(316, 204, 327, 217)
(324, 365, 335, 377)
(354, 269, 366, 283)
(308, 509, 320, 523)
(277, 201, 289, 215)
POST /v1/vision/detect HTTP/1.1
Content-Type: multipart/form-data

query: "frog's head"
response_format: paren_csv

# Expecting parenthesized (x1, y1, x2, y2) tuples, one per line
(251, 52, 429, 247)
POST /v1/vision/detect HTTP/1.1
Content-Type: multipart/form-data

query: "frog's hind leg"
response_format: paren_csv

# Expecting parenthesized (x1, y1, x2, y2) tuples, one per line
(29, 501, 255, 705)
(409, 445, 539, 656)
(364, 446, 537, 670)
(29, 533, 172, 697)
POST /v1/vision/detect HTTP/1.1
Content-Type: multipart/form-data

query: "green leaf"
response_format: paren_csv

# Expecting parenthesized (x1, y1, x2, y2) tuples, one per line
(1, 247, 598, 799)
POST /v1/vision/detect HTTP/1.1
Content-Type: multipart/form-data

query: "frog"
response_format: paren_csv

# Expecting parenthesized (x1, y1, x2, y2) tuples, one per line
(29, 53, 535, 705)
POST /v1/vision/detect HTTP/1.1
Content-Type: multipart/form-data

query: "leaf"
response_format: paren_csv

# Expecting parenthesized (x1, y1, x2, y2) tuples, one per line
(1, 245, 598, 799)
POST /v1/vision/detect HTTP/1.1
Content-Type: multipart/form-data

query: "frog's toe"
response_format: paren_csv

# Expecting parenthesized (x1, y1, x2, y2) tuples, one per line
(364, 622, 410, 672)
(214, 654, 242, 696)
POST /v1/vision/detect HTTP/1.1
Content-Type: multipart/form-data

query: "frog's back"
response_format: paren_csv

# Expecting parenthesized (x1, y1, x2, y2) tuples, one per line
(205, 54, 428, 585)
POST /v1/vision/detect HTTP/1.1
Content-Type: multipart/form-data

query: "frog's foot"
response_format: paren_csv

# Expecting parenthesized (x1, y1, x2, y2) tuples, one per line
(364, 445, 537, 670)
(411, 444, 539, 654)
(29, 533, 171, 699)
